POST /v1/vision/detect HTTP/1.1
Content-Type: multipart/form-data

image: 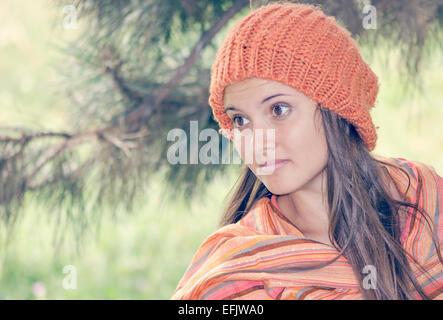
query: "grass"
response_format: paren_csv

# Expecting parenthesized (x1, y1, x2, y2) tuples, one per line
(0, 1, 442, 299)
(0, 174, 231, 299)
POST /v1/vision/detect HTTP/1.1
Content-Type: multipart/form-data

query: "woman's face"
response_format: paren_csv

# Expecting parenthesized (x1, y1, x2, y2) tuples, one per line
(223, 78, 329, 195)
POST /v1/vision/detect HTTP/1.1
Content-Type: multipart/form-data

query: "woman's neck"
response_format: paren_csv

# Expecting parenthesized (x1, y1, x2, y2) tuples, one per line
(276, 170, 332, 246)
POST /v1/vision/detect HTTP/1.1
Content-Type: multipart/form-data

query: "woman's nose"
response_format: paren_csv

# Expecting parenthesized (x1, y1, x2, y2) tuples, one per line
(252, 127, 276, 165)
(232, 120, 277, 165)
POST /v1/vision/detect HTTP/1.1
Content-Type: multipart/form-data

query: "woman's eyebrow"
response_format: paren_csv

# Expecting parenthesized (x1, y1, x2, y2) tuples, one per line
(224, 93, 290, 111)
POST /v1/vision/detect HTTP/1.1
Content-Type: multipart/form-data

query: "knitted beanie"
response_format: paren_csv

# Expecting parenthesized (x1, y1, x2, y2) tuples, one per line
(208, 2, 379, 151)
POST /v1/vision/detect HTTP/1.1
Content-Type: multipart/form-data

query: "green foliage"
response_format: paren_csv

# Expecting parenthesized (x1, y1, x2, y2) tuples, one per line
(0, 173, 233, 299)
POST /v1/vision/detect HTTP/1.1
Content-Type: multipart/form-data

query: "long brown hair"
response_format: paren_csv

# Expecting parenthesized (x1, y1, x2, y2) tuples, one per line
(219, 103, 443, 300)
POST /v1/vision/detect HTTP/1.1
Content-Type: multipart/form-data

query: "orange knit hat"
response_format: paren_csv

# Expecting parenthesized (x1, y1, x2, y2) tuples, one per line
(208, 2, 379, 151)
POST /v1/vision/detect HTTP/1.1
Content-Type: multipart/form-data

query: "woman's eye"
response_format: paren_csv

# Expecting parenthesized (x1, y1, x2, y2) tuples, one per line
(271, 103, 290, 117)
(232, 115, 249, 128)
(230, 104, 289, 128)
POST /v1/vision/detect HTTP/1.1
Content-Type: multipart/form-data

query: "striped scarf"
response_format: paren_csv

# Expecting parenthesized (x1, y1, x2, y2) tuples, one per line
(171, 157, 443, 299)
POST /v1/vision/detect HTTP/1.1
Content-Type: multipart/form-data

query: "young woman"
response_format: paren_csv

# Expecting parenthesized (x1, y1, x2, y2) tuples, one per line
(171, 2, 443, 300)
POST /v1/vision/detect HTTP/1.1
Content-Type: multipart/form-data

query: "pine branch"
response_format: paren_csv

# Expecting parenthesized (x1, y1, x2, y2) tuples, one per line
(154, 0, 249, 109)
(0, 125, 149, 192)
(120, 0, 249, 129)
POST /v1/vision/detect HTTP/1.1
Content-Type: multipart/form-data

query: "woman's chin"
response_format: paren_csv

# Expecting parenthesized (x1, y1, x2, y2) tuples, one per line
(260, 179, 295, 196)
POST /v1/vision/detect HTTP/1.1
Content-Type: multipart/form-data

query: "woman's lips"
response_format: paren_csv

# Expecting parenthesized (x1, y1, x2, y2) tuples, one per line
(258, 159, 290, 172)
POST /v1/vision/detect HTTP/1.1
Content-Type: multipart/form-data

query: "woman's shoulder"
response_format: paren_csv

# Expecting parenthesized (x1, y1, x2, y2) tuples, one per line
(374, 154, 442, 212)
(374, 155, 440, 179)
(376, 155, 443, 259)
(171, 197, 282, 299)
(373, 155, 441, 201)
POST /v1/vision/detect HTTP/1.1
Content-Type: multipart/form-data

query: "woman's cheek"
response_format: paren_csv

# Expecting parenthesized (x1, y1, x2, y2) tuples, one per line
(233, 131, 255, 164)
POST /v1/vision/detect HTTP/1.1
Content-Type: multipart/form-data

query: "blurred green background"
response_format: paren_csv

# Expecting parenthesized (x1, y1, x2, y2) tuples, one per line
(0, 1, 442, 299)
